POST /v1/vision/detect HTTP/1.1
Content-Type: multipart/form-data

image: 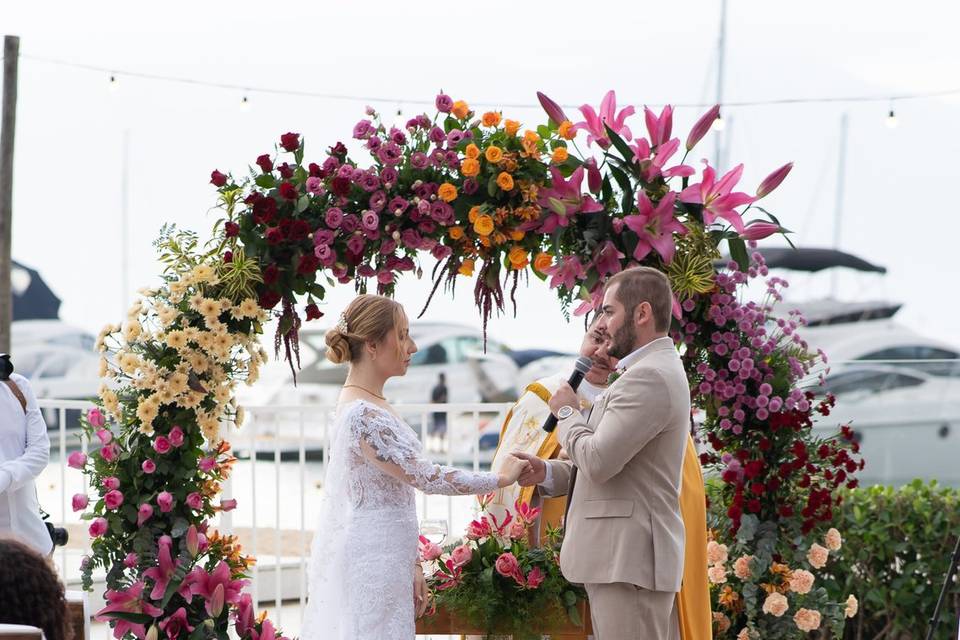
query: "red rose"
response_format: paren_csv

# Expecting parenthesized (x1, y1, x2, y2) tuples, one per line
(210, 170, 228, 187)
(331, 176, 351, 197)
(297, 253, 320, 275)
(253, 197, 278, 225)
(278, 162, 295, 179)
(224, 250, 233, 263)
(266, 227, 285, 245)
(262, 264, 280, 285)
(743, 460, 764, 478)
(259, 290, 281, 310)
(305, 303, 323, 321)
(747, 499, 762, 513)
(328, 142, 348, 157)
(279, 182, 298, 200)
(224, 221, 240, 237)
(750, 482, 764, 495)
(256, 154, 274, 173)
(288, 219, 311, 242)
(280, 132, 301, 152)
(308, 162, 323, 177)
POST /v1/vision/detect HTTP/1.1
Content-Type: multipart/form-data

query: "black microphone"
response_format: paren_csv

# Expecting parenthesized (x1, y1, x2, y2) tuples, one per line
(543, 356, 592, 433)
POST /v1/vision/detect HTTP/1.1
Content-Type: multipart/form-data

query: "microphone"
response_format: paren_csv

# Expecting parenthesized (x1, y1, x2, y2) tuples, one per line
(543, 356, 592, 433)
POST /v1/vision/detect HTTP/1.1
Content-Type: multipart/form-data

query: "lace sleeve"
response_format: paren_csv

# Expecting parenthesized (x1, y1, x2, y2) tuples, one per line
(350, 403, 499, 496)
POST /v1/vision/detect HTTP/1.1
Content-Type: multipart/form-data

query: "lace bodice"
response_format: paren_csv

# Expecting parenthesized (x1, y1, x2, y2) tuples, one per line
(342, 399, 499, 508)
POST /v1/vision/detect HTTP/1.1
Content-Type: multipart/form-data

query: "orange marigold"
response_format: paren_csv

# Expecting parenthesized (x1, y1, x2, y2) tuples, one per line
(464, 143, 481, 159)
(504, 119, 521, 136)
(551, 146, 569, 163)
(437, 183, 458, 202)
(461, 158, 480, 177)
(452, 100, 470, 119)
(558, 120, 576, 140)
(485, 145, 504, 163)
(449, 226, 465, 240)
(474, 214, 495, 237)
(468, 206, 483, 223)
(458, 258, 475, 276)
(509, 246, 529, 269)
(481, 111, 502, 127)
(533, 252, 553, 273)
(496, 172, 515, 191)
(509, 229, 525, 241)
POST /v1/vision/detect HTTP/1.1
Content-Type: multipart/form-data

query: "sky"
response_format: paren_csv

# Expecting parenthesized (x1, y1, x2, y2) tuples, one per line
(5, 0, 960, 353)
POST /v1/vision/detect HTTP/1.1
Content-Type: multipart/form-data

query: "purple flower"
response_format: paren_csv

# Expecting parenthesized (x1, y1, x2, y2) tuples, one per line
(430, 201, 454, 225)
(429, 149, 446, 167)
(380, 167, 398, 187)
(347, 233, 366, 255)
(410, 152, 429, 169)
(429, 126, 446, 145)
(314, 229, 335, 246)
(388, 196, 409, 215)
(306, 176, 325, 195)
(401, 229, 422, 249)
(325, 207, 344, 229)
(341, 214, 359, 233)
(389, 127, 407, 145)
(377, 270, 395, 285)
(369, 191, 387, 212)
(362, 211, 380, 230)
(357, 264, 376, 278)
(186, 492, 203, 511)
(432, 244, 453, 260)
(444, 150, 460, 168)
(353, 119, 374, 139)
(358, 171, 380, 192)
(447, 129, 465, 146)
(463, 178, 479, 195)
(419, 220, 437, 234)
(435, 93, 454, 113)
(377, 143, 402, 166)
(366, 135, 382, 151)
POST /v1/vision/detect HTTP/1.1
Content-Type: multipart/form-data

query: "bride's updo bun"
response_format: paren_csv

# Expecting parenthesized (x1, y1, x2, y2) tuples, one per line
(324, 295, 405, 364)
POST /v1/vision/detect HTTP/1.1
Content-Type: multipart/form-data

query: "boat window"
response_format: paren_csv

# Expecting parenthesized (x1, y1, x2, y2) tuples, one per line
(858, 346, 960, 376)
(824, 369, 925, 396)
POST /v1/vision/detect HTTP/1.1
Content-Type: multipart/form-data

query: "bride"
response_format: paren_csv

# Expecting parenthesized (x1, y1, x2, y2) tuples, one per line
(301, 294, 529, 639)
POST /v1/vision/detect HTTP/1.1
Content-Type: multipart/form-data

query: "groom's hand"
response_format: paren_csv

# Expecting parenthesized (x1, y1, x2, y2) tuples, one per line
(548, 382, 578, 418)
(513, 452, 546, 486)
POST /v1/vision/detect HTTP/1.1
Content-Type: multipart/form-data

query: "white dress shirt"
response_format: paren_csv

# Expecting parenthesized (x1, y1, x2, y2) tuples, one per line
(0, 373, 53, 555)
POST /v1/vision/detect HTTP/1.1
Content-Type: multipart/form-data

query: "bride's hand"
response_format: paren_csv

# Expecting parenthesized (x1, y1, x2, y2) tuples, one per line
(413, 565, 430, 618)
(497, 454, 532, 487)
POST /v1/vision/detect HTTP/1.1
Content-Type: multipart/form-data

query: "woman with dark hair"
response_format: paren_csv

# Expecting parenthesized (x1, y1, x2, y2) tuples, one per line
(0, 537, 71, 640)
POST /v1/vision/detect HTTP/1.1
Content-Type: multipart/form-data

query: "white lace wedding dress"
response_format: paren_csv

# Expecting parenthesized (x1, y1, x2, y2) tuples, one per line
(301, 399, 500, 639)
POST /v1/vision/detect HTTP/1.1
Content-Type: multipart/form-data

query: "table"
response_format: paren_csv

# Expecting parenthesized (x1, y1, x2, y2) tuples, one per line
(415, 602, 592, 638)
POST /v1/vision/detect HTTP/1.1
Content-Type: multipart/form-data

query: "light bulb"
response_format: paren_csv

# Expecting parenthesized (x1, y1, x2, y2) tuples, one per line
(108, 75, 119, 93)
(240, 95, 251, 112)
(885, 108, 898, 129)
(712, 114, 726, 132)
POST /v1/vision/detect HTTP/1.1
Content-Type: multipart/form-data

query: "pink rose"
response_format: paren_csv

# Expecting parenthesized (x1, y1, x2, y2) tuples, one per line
(494, 552, 520, 579)
(807, 543, 829, 569)
(507, 521, 526, 540)
(100, 443, 119, 462)
(67, 451, 87, 469)
(419, 535, 443, 562)
(71, 493, 89, 512)
(219, 498, 237, 512)
(789, 569, 815, 595)
(102, 476, 120, 491)
(525, 566, 545, 589)
(707, 540, 729, 565)
(123, 553, 138, 568)
(450, 544, 473, 568)
(707, 564, 727, 584)
(199, 457, 217, 473)
(733, 555, 753, 580)
(87, 408, 106, 427)
(104, 490, 124, 510)
(762, 592, 789, 617)
(186, 492, 203, 510)
(142, 459, 157, 474)
(844, 595, 858, 618)
(137, 503, 154, 526)
(793, 608, 821, 632)
(96, 428, 113, 446)
(157, 491, 174, 513)
(824, 528, 842, 552)
(89, 517, 108, 538)
(306, 176, 324, 195)
(153, 436, 172, 455)
(168, 426, 185, 448)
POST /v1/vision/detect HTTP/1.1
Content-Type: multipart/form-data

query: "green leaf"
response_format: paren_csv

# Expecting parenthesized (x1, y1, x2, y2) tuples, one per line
(604, 124, 635, 164)
(562, 590, 577, 606)
(296, 194, 310, 213)
(567, 604, 582, 627)
(728, 237, 750, 272)
(103, 612, 152, 624)
(254, 174, 276, 189)
(170, 517, 190, 538)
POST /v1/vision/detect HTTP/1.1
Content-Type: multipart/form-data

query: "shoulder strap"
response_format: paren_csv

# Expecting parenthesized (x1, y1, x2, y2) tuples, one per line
(3, 379, 27, 413)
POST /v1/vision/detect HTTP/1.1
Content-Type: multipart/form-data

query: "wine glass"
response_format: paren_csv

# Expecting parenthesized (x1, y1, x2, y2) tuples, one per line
(419, 519, 448, 545)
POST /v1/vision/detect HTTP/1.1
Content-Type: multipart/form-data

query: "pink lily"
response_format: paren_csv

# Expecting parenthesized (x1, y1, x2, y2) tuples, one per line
(477, 492, 496, 511)
(623, 191, 687, 264)
(142, 535, 178, 601)
(544, 256, 587, 291)
(536, 91, 569, 126)
(574, 90, 635, 148)
(686, 104, 720, 151)
(535, 167, 604, 233)
(465, 516, 492, 540)
(740, 221, 782, 241)
(573, 284, 605, 317)
(250, 619, 278, 640)
(593, 241, 625, 277)
(633, 137, 695, 182)
(756, 162, 793, 198)
(94, 581, 163, 640)
(187, 560, 249, 617)
(488, 510, 514, 536)
(644, 105, 673, 147)
(585, 158, 602, 194)
(435, 558, 464, 591)
(234, 594, 255, 638)
(526, 566, 546, 589)
(513, 499, 543, 526)
(678, 163, 756, 233)
(158, 608, 194, 640)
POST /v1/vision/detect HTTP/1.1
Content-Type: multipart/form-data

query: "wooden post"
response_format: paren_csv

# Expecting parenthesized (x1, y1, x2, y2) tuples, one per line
(0, 36, 19, 353)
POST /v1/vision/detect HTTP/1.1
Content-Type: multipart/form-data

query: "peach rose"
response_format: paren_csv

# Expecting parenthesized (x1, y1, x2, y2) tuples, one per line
(449, 226, 465, 241)
(845, 594, 858, 618)
(733, 555, 753, 580)
(485, 146, 504, 163)
(437, 183, 458, 202)
(481, 111, 502, 127)
(793, 608, 821, 632)
(508, 246, 529, 270)
(460, 158, 480, 177)
(451, 100, 470, 119)
(712, 612, 731, 634)
(707, 564, 727, 584)
(789, 569, 815, 594)
(761, 592, 789, 617)
(504, 119, 521, 136)
(464, 143, 481, 159)
(707, 540, 729, 565)
(473, 214, 495, 237)
(807, 543, 829, 569)
(825, 527, 842, 552)
(533, 252, 553, 273)
(496, 172, 515, 191)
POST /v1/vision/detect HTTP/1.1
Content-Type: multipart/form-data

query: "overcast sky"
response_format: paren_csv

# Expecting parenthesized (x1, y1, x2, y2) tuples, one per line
(5, 0, 960, 353)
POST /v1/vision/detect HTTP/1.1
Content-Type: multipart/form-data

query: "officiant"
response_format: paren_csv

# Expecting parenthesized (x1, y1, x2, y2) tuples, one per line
(488, 323, 712, 640)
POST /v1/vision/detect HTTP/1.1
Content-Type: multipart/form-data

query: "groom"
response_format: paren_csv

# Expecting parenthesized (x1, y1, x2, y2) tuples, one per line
(516, 266, 690, 640)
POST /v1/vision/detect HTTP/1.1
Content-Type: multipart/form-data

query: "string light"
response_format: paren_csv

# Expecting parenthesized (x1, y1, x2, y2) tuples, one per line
(240, 95, 251, 112)
(108, 74, 119, 93)
(712, 113, 726, 132)
(885, 104, 898, 129)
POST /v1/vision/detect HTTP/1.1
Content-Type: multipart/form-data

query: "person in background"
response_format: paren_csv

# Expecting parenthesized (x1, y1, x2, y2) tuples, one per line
(0, 537, 71, 640)
(0, 353, 53, 558)
(429, 372, 449, 438)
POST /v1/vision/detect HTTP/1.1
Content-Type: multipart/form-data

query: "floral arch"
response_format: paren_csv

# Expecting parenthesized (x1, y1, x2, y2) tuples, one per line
(74, 90, 861, 639)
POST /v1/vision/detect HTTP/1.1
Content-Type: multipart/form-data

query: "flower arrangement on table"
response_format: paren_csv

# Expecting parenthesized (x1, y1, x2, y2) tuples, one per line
(419, 495, 587, 640)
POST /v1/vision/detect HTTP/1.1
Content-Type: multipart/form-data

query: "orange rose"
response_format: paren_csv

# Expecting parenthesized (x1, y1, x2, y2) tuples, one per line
(534, 252, 553, 273)
(468, 206, 482, 223)
(558, 120, 576, 140)
(481, 111, 502, 127)
(464, 143, 481, 159)
(452, 100, 470, 119)
(523, 130, 540, 144)
(509, 229, 525, 241)
(437, 183, 458, 202)
(493, 231, 507, 245)
(479, 236, 492, 248)
(449, 226, 465, 240)
(461, 158, 480, 177)
(473, 214, 495, 237)
(508, 246, 529, 270)
(458, 258, 475, 276)
(504, 119, 521, 136)
(496, 172, 515, 191)
(551, 146, 569, 163)
(485, 146, 504, 163)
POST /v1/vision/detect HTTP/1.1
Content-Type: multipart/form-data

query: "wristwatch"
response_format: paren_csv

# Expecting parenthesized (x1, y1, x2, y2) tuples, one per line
(557, 405, 577, 420)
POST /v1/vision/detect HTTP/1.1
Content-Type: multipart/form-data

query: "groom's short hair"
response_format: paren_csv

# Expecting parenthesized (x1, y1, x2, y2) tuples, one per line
(606, 267, 673, 333)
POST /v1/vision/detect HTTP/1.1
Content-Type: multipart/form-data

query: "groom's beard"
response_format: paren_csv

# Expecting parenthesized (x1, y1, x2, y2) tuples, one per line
(607, 322, 637, 360)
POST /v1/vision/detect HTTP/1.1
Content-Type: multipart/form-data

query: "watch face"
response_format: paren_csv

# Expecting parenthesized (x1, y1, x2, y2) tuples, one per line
(558, 406, 574, 419)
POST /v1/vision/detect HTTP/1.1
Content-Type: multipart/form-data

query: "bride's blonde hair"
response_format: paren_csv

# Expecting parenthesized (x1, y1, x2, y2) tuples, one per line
(325, 295, 406, 364)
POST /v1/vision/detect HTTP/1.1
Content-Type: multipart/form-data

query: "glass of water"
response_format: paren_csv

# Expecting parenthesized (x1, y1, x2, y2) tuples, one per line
(419, 519, 448, 545)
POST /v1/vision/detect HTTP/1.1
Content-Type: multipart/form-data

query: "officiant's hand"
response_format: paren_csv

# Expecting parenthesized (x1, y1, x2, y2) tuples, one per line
(497, 453, 532, 487)
(548, 382, 578, 418)
(413, 565, 430, 618)
(513, 452, 546, 487)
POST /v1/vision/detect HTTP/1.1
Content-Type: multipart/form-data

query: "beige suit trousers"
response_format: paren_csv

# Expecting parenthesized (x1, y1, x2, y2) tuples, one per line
(585, 582, 680, 640)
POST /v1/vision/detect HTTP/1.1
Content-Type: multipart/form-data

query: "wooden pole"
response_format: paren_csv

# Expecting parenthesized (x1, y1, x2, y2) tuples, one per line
(0, 35, 20, 353)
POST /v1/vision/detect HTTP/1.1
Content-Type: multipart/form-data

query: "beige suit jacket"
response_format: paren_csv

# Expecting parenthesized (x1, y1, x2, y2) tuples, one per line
(543, 338, 690, 593)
